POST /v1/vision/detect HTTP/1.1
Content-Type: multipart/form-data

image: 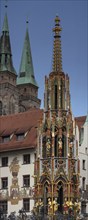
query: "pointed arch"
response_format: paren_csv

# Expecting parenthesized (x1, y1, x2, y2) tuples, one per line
(9, 95, 15, 114)
(43, 181, 49, 215)
(42, 136, 46, 158)
(57, 181, 64, 213)
(54, 171, 68, 184)
(40, 175, 51, 185)
(19, 105, 26, 113)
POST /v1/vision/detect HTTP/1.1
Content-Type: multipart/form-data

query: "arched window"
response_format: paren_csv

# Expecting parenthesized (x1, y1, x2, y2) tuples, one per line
(9, 102, 15, 114)
(43, 182, 48, 214)
(42, 136, 46, 158)
(0, 101, 2, 115)
(19, 105, 26, 113)
(57, 181, 63, 213)
(62, 127, 66, 157)
(9, 96, 15, 114)
(62, 134, 67, 157)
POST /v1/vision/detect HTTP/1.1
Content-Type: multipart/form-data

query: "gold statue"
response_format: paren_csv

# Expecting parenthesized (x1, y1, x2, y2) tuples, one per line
(46, 138, 51, 156)
(53, 198, 58, 213)
(58, 137, 62, 149)
(48, 198, 52, 215)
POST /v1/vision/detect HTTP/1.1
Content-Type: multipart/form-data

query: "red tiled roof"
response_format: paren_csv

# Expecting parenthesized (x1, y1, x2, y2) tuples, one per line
(0, 108, 43, 152)
(75, 116, 86, 129)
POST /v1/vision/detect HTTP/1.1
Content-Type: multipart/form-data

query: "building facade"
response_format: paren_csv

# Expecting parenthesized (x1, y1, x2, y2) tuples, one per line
(0, 109, 43, 215)
(75, 116, 88, 215)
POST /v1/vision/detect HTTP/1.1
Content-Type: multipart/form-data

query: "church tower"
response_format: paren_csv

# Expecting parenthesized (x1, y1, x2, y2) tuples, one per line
(0, 13, 19, 115)
(0, 8, 41, 115)
(33, 16, 80, 219)
(17, 22, 41, 112)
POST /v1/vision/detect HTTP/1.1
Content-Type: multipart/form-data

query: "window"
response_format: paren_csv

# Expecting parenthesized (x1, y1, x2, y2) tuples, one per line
(82, 177, 86, 190)
(83, 160, 86, 170)
(79, 127, 84, 145)
(42, 136, 46, 158)
(0, 201, 7, 214)
(16, 133, 24, 141)
(81, 201, 86, 214)
(5, 54, 7, 63)
(2, 157, 8, 167)
(2, 135, 10, 143)
(24, 88, 27, 92)
(1, 177, 8, 189)
(23, 175, 30, 187)
(23, 198, 30, 212)
(9, 102, 15, 114)
(85, 148, 87, 154)
(19, 105, 26, 113)
(20, 72, 25, 77)
(23, 154, 30, 164)
(9, 96, 15, 114)
(34, 153, 36, 161)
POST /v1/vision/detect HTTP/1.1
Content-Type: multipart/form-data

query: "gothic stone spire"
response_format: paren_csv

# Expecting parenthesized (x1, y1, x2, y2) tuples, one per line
(52, 15, 62, 73)
(0, 13, 16, 74)
(44, 16, 71, 112)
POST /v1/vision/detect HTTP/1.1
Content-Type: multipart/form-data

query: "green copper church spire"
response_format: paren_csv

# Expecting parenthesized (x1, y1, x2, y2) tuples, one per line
(0, 13, 16, 74)
(2, 13, 9, 34)
(17, 23, 38, 87)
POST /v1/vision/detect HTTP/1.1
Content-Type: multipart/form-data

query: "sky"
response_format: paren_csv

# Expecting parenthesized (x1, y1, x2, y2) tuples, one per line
(0, 0, 88, 117)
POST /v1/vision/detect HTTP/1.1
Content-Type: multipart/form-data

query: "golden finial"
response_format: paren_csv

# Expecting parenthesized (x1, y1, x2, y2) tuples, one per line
(53, 15, 62, 37)
(55, 15, 60, 24)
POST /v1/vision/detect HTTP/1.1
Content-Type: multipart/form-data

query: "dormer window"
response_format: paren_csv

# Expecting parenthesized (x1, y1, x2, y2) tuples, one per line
(20, 72, 25, 77)
(16, 133, 24, 141)
(2, 135, 10, 143)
